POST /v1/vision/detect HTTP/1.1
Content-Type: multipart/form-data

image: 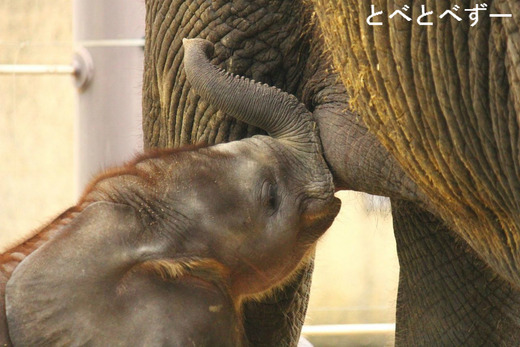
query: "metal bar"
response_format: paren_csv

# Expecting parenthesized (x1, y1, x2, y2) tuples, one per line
(78, 39, 145, 48)
(0, 64, 75, 75)
(0, 38, 144, 76)
(301, 323, 395, 336)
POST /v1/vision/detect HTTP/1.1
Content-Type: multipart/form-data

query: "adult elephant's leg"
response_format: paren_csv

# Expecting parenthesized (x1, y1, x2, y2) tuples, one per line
(392, 200, 520, 345)
(142, 1, 315, 345)
(242, 260, 314, 346)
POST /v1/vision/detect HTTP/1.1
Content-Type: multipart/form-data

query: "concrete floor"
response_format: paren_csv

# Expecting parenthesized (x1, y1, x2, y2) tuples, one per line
(0, 2, 399, 345)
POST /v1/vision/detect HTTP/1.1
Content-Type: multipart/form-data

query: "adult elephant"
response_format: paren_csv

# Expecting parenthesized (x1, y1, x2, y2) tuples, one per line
(143, 0, 520, 345)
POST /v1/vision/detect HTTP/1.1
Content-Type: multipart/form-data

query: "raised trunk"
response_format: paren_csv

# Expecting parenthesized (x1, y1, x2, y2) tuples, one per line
(183, 38, 314, 141)
(392, 200, 520, 345)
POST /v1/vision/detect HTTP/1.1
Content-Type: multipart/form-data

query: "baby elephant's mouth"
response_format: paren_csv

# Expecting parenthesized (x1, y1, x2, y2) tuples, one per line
(299, 196, 341, 244)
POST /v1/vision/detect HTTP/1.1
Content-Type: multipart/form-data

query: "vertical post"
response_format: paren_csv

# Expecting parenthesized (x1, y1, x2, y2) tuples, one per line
(73, 0, 145, 195)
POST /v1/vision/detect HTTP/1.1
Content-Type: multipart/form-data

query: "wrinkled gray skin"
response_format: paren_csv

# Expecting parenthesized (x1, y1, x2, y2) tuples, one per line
(143, 0, 520, 346)
(0, 39, 340, 346)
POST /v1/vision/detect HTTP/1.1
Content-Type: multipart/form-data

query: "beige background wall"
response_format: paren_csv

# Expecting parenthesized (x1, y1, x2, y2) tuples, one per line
(306, 192, 397, 346)
(0, 2, 399, 345)
(0, 0, 75, 250)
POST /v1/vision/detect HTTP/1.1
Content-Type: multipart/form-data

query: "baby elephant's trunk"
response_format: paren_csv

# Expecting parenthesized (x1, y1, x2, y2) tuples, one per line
(182, 38, 319, 148)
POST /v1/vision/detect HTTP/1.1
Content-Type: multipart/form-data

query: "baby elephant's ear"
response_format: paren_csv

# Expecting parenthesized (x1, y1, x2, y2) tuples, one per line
(5, 202, 145, 345)
(5, 201, 243, 346)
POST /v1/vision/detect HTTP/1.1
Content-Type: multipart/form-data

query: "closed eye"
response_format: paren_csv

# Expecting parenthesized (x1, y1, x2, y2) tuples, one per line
(261, 180, 279, 214)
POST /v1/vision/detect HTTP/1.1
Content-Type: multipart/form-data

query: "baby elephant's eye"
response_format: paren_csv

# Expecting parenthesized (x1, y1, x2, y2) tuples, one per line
(261, 181, 279, 214)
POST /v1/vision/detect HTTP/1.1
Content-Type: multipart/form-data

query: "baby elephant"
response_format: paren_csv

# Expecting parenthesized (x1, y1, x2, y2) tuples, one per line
(0, 38, 340, 346)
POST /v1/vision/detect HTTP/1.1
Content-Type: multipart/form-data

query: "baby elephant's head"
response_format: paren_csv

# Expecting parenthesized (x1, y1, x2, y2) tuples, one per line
(153, 140, 340, 298)
(170, 38, 341, 297)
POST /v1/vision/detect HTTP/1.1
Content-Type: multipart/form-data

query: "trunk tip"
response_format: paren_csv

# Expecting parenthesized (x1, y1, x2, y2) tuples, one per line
(183, 38, 214, 58)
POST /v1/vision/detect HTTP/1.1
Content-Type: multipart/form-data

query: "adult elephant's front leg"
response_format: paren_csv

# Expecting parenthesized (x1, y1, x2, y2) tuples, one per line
(392, 200, 520, 345)
(242, 261, 315, 346)
(142, 1, 316, 345)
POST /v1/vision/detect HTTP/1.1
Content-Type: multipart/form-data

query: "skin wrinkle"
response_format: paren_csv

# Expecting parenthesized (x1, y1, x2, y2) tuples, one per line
(507, 16, 520, 195)
(410, 7, 450, 187)
(439, 4, 498, 219)
(361, 2, 392, 132)
(144, 1, 167, 147)
(173, 4, 202, 146)
(425, 0, 464, 194)
(422, 2, 463, 198)
(399, 12, 448, 191)
(490, 20, 516, 208)
(499, 56, 519, 208)
(393, 4, 425, 147)
(367, 3, 435, 190)
(158, 8, 181, 124)
(414, 24, 440, 145)
(385, 3, 422, 146)
(467, 9, 494, 178)
(398, 5, 463, 202)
